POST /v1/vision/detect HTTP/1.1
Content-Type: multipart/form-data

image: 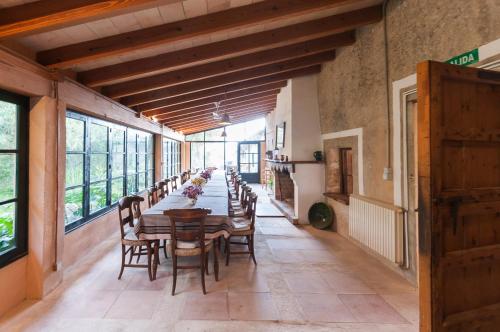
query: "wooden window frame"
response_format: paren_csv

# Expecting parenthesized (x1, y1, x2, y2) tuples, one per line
(0, 89, 29, 268)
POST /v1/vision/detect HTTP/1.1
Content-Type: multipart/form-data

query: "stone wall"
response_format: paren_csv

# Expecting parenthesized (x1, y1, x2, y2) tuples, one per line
(318, 0, 500, 203)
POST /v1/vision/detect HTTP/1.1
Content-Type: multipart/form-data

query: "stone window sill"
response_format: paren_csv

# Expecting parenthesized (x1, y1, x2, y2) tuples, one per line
(323, 192, 350, 205)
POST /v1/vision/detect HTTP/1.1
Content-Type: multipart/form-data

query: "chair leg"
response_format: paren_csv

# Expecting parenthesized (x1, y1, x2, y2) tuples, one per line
(172, 254, 177, 296)
(136, 245, 142, 263)
(250, 234, 257, 265)
(147, 242, 153, 282)
(118, 245, 126, 280)
(205, 254, 209, 275)
(128, 245, 135, 264)
(200, 252, 206, 295)
(213, 244, 219, 282)
(154, 240, 159, 280)
(163, 239, 168, 259)
(225, 237, 231, 266)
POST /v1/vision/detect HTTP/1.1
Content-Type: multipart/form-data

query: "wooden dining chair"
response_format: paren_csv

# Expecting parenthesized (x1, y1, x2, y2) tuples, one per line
(163, 178, 170, 196)
(156, 181, 166, 199)
(118, 196, 159, 281)
(180, 171, 188, 184)
(163, 208, 219, 295)
(147, 186, 159, 208)
(171, 176, 178, 191)
(226, 193, 258, 266)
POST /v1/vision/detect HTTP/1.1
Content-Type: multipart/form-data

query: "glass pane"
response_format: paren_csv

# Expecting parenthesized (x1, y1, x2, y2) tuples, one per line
(147, 135, 154, 154)
(90, 123, 108, 152)
(127, 154, 136, 173)
(112, 153, 124, 176)
(66, 117, 84, 152)
(147, 172, 153, 188)
(240, 153, 249, 163)
(147, 153, 154, 170)
(185, 132, 204, 141)
(0, 202, 16, 253)
(250, 144, 258, 153)
(205, 142, 224, 170)
(249, 163, 258, 173)
(127, 174, 136, 194)
(205, 128, 224, 141)
(138, 135, 146, 153)
(138, 173, 146, 191)
(0, 154, 16, 202)
(225, 142, 238, 169)
(240, 164, 250, 173)
(225, 117, 265, 141)
(90, 154, 108, 181)
(65, 154, 84, 188)
(138, 153, 146, 171)
(111, 129, 125, 153)
(64, 188, 83, 225)
(111, 178, 124, 203)
(190, 142, 204, 170)
(127, 131, 136, 154)
(0, 101, 17, 150)
(240, 144, 249, 153)
(89, 182, 107, 213)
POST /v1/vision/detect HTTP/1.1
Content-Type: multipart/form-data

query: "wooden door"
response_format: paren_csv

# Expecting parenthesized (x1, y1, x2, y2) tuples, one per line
(417, 61, 500, 331)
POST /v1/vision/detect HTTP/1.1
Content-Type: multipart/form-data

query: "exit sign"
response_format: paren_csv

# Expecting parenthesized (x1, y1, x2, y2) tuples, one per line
(446, 49, 479, 66)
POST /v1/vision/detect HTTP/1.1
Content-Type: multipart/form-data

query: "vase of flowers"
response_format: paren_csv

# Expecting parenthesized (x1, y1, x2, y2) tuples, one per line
(200, 170, 212, 180)
(191, 177, 207, 187)
(182, 185, 203, 205)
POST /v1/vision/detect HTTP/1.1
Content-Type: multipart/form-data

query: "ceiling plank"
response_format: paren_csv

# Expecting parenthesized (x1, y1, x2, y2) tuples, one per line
(102, 32, 353, 98)
(122, 66, 319, 108)
(37, 0, 366, 68)
(167, 110, 271, 131)
(157, 100, 277, 123)
(137, 80, 286, 113)
(78, 6, 381, 86)
(178, 114, 268, 134)
(120, 52, 332, 106)
(162, 107, 274, 127)
(0, 0, 179, 39)
(142, 87, 280, 116)
(154, 97, 277, 121)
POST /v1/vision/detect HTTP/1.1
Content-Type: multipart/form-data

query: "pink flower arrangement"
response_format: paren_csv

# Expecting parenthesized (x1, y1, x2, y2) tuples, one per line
(200, 170, 212, 180)
(182, 185, 203, 199)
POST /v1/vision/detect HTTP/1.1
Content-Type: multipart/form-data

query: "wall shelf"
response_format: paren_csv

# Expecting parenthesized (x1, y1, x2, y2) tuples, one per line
(264, 159, 324, 172)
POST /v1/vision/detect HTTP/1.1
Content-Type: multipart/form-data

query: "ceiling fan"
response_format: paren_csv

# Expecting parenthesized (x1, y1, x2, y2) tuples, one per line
(211, 96, 232, 125)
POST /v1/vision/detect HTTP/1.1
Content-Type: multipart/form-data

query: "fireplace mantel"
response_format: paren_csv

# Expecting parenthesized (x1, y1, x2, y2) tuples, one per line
(264, 159, 324, 173)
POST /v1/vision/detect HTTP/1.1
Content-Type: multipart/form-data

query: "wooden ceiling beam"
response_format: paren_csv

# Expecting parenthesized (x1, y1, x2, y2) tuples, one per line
(167, 110, 270, 131)
(78, 6, 381, 86)
(136, 81, 286, 113)
(37, 0, 367, 68)
(143, 89, 280, 117)
(120, 52, 332, 107)
(154, 98, 277, 121)
(98, 31, 353, 97)
(158, 102, 276, 124)
(139, 80, 287, 109)
(0, 0, 180, 39)
(162, 107, 274, 127)
(179, 114, 268, 134)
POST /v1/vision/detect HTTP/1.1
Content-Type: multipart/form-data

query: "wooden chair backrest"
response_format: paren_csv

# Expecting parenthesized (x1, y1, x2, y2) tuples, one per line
(148, 186, 159, 208)
(242, 185, 252, 209)
(163, 208, 212, 250)
(163, 178, 170, 195)
(247, 193, 258, 229)
(171, 176, 178, 190)
(156, 181, 166, 199)
(118, 195, 144, 239)
(180, 172, 188, 184)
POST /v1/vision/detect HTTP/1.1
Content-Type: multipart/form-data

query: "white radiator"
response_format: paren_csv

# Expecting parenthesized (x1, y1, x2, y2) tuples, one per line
(349, 194, 404, 265)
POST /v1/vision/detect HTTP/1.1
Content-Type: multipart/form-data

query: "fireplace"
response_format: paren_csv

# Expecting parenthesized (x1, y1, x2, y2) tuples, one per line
(274, 168, 294, 204)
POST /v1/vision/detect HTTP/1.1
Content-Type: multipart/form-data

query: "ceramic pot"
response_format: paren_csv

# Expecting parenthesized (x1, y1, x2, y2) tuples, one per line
(313, 151, 323, 161)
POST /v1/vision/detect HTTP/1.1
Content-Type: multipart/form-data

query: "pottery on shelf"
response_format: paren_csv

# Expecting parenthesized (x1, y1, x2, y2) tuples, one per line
(313, 151, 323, 161)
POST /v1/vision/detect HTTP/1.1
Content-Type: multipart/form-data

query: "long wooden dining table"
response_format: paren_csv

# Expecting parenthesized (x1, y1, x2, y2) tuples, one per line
(134, 170, 233, 241)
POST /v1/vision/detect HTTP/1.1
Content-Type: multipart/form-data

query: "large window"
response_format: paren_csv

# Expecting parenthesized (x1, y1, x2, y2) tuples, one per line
(0, 90, 28, 268)
(162, 137, 181, 178)
(65, 111, 154, 232)
(186, 118, 265, 170)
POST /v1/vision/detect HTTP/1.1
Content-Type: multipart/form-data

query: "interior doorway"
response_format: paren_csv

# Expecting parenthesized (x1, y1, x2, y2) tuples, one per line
(238, 141, 260, 183)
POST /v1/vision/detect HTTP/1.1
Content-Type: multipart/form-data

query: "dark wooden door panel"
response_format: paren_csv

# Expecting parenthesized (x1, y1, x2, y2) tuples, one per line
(417, 61, 500, 331)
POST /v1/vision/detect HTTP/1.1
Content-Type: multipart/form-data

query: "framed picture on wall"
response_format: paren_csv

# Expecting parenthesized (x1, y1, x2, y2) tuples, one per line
(276, 122, 286, 149)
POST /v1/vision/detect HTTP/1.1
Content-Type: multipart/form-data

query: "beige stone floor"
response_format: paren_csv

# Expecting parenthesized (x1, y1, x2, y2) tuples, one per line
(0, 199, 419, 331)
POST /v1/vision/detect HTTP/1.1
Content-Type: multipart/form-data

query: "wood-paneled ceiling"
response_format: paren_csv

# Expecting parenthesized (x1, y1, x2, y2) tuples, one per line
(0, 0, 383, 134)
